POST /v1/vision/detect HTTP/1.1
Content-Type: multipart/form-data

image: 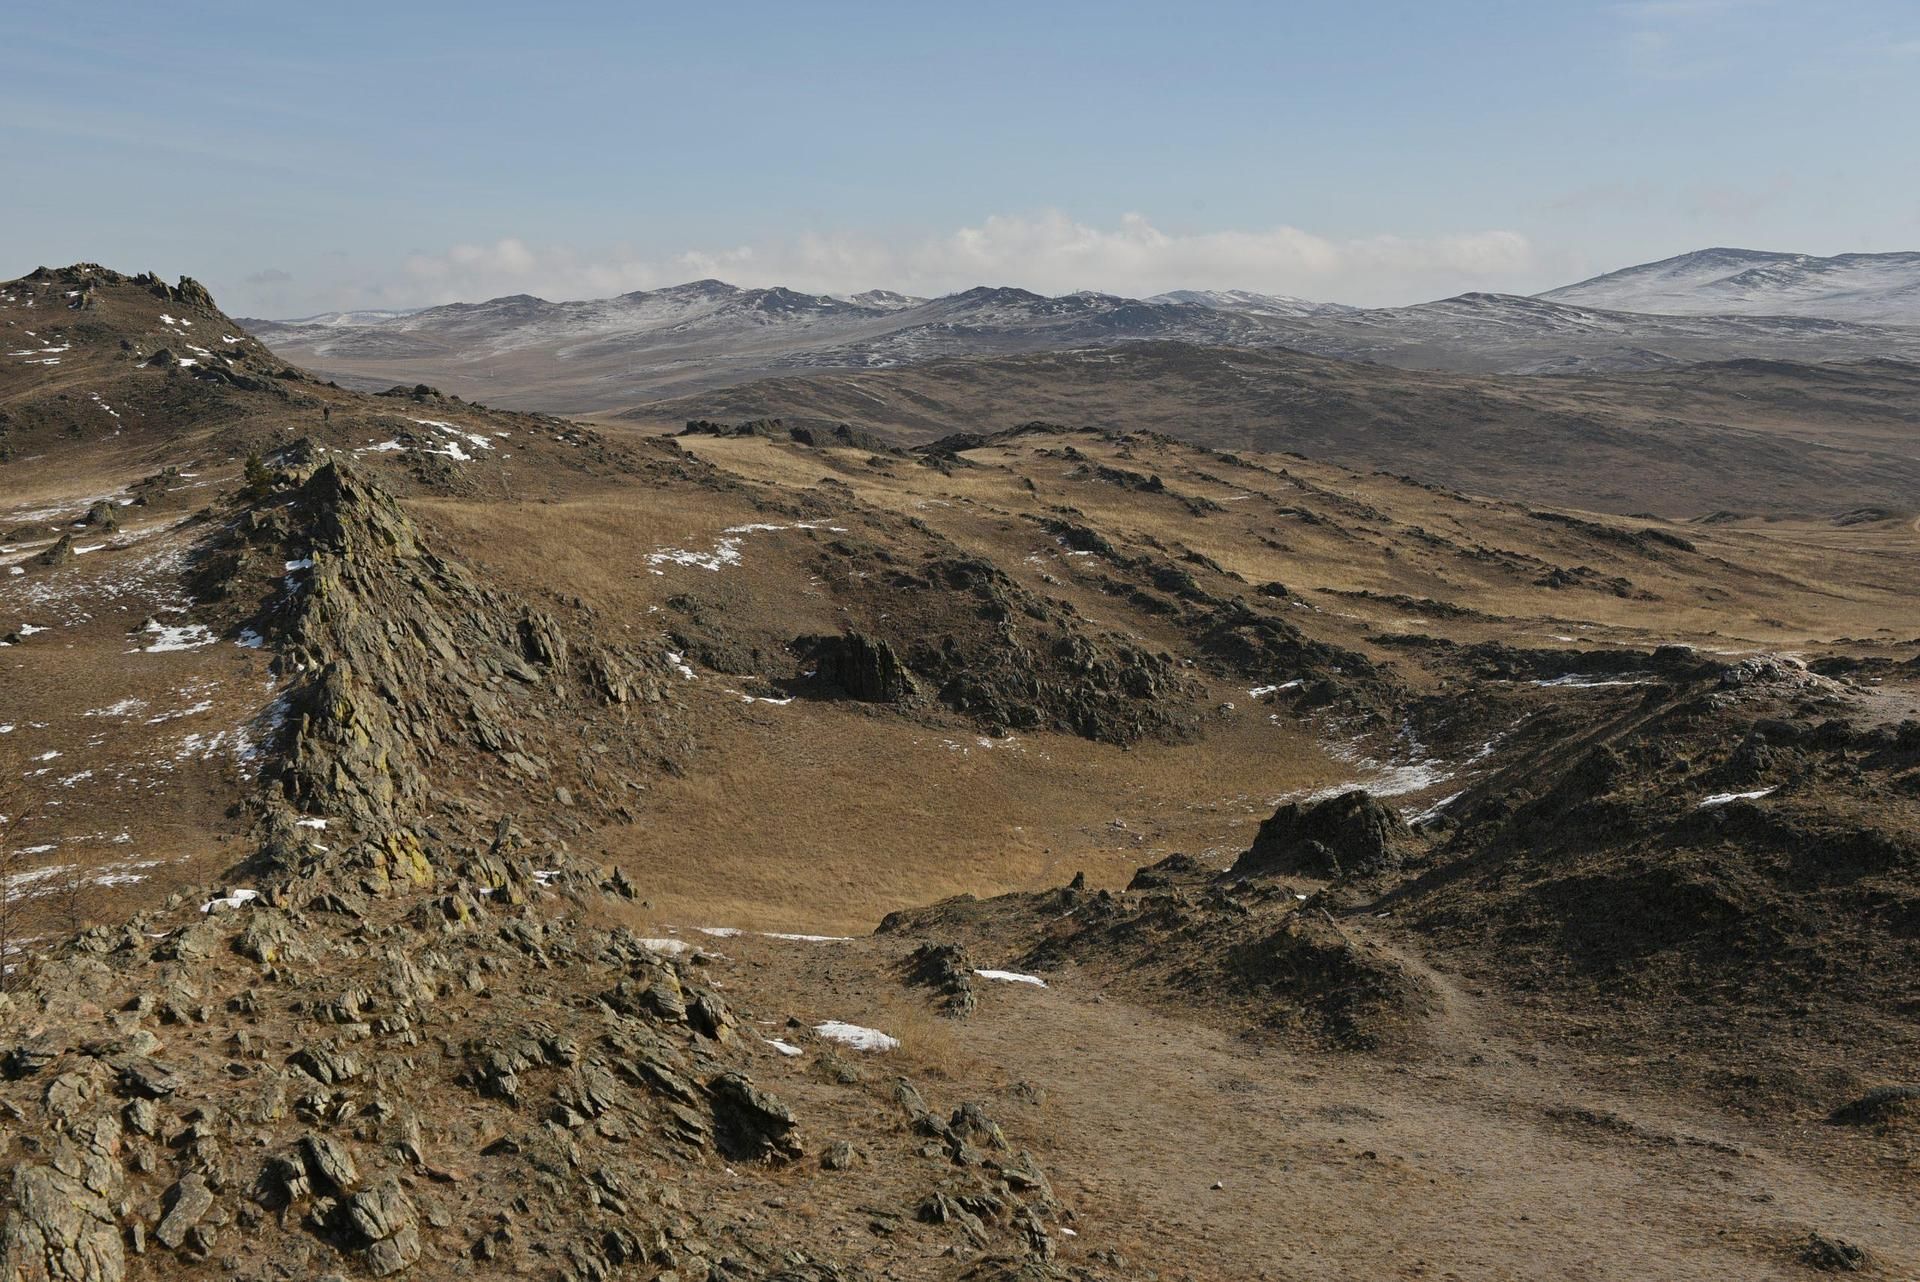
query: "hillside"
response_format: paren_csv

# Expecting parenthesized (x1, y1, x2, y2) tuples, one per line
(242, 282, 1297, 414)
(629, 341, 1920, 519)
(4, 264, 1919, 1281)
(244, 261, 1920, 415)
(1542, 248, 1920, 324)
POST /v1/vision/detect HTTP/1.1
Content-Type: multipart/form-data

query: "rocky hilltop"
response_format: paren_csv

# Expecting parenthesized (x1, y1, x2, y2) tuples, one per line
(1, 448, 1078, 1282)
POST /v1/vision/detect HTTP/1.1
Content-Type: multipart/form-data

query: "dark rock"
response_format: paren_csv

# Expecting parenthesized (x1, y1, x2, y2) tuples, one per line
(301, 1133, 360, 1194)
(117, 1059, 180, 1100)
(1800, 1231, 1868, 1272)
(1828, 1085, 1917, 1129)
(346, 1180, 420, 1276)
(2, 1041, 57, 1080)
(1231, 789, 1413, 880)
(36, 535, 75, 568)
(906, 943, 977, 1017)
(708, 1072, 802, 1162)
(805, 631, 915, 702)
(290, 1044, 362, 1086)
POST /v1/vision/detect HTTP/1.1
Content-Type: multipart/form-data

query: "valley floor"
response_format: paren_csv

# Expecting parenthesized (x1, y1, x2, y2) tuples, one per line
(651, 926, 1918, 1281)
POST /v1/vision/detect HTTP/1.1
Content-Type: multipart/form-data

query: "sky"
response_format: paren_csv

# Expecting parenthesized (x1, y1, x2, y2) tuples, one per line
(3, 0, 1917, 317)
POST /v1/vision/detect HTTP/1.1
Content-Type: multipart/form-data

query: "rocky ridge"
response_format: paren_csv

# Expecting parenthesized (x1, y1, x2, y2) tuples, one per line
(0, 459, 1088, 1282)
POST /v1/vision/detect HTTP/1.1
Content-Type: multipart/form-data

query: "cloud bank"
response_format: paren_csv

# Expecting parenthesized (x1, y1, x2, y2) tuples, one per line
(258, 212, 1546, 315)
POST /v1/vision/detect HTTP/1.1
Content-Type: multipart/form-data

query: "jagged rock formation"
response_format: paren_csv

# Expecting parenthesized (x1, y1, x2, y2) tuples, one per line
(811, 550, 1208, 745)
(189, 448, 682, 843)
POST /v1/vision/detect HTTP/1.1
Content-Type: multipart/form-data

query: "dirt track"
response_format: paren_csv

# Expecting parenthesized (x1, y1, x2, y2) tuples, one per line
(715, 928, 1917, 1281)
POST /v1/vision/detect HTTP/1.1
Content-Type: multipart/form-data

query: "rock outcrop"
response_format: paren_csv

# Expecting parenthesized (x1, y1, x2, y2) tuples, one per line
(0, 455, 1073, 1282)
(1231, 789, 1415, 880)
(804, 630, 917, 703)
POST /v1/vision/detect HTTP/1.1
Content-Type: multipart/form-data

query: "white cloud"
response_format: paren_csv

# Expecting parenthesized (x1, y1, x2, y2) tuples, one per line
(325, 212, 1540, 313)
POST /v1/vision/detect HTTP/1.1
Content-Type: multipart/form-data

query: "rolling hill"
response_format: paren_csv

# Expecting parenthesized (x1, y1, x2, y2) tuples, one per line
(1541, 247, 1920, 323)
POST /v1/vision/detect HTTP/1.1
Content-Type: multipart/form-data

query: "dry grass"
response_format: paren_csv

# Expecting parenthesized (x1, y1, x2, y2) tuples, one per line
(863, 993, 980, 1083)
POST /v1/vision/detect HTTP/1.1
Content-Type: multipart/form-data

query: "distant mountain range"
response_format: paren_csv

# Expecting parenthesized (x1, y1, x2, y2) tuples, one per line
(242, 248, 1920, 414)
(1541, 247, 1920, 323)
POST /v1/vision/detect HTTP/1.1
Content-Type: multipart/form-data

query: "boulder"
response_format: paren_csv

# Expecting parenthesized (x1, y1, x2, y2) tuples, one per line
(35, 535, 74, 569)
(708, 1072, 802, 1161)
(346, 1180, 420, 1277)
(153, 1173, 213, 1250)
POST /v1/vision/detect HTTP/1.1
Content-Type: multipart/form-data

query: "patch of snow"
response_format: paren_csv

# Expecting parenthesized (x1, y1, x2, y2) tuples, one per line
(1249, 680, 1303, 697)
(762, 932, 854, 943)
(974, 969, 1048, 987)
(1406, 790, 1466, 825)
(695, 926, 744, 938)
(294, 818, 328, 830)
(813, 1021, 899, 1052)
(200, 888, 259, 914)
(1698, 786, 1777, 808)
(766, 1039, 804, 1057)
(137, 621, 215, 652)
(638, 937, 692, 955)
(5, 864, 73, 904)
(145, 699, 213, 724)
(1532, 675, 1650, 688)
(646, 519, 849, 575)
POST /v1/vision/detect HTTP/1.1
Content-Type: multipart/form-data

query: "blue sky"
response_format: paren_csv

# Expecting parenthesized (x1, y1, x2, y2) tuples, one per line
(4, 0, 1916, 314)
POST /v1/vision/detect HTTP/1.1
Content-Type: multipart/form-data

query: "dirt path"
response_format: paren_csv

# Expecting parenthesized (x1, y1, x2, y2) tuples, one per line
(716, 925, 1914, 1281)
(949, 970, 1913, 1281)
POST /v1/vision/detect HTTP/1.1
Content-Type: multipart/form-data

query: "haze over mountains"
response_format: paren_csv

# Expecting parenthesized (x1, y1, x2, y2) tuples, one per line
(241, 248, 1920, 416)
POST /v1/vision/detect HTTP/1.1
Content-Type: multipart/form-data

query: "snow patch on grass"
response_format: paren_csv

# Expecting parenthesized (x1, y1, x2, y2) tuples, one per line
(814, 1021, 899, 1052)
(137, 622, 215, 652)
(974, 969, 1048, 987)
(1699, 786, 1776, 808)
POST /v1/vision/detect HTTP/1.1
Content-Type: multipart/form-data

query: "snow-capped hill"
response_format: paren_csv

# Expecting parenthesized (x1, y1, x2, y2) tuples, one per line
(257, 307, 423, 328)
(655, 278, 739, 298)
(735, 285, 868, 318)
(1540, 248, 1920, 324)
(249, 265, 1920, 410)
(1148, 288, 1348, 318)
(838, 289, 925, 310)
